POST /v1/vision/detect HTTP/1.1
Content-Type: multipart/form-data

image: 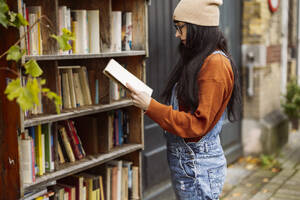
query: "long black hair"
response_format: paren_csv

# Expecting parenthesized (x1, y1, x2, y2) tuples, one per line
(162, 22, 242, 122)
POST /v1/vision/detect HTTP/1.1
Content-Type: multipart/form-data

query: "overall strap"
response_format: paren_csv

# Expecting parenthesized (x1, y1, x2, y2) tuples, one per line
(212, 50, 228, 58)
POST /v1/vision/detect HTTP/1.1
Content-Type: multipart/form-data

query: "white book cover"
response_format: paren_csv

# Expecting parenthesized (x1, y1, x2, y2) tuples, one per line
(125, 12, 132, 50)
(73, 10, 89, 54)
(103, 59, 153, 96)
(87, 10, 100, 53)
(20, 139, 33, 184)
(28, 13, 38, 55)
(111, 11, 122, 52)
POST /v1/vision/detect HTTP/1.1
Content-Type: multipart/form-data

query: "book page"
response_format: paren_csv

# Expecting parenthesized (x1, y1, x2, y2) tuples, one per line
(103, 59, 153, 96)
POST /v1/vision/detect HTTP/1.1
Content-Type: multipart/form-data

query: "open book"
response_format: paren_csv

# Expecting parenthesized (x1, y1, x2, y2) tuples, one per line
(103, 59, 153, 96)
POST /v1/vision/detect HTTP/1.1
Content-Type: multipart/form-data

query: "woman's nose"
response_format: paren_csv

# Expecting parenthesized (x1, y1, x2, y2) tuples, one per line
(175, 30, 181, 38)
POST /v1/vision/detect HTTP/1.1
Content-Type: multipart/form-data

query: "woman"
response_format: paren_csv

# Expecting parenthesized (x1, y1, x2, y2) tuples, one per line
(127, 0, 242, 199)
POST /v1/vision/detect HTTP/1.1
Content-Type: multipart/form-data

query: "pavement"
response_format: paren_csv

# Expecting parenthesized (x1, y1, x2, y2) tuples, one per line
(221, 129, 300, 200)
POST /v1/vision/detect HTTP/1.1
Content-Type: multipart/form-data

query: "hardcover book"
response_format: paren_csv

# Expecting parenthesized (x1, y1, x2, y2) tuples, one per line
(103, 59, 153, 96)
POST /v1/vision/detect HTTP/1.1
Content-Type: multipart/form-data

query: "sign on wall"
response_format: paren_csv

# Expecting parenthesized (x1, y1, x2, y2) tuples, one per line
(268, 0, 280, 13)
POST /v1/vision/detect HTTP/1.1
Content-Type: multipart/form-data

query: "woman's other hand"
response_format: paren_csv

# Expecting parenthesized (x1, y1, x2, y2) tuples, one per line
(126, 83, 151, 111)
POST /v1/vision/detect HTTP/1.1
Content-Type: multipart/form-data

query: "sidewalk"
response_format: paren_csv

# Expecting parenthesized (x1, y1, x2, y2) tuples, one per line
(221, 129, 300, 200)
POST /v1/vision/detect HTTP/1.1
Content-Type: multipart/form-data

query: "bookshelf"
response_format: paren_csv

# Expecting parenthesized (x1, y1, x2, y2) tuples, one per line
(0, 0, 148, 199)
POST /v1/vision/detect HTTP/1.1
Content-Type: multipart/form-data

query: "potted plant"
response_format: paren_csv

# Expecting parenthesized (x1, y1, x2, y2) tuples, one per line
(281, 78, 300, 129)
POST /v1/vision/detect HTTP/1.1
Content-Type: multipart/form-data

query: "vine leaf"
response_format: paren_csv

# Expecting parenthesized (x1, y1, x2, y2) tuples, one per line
(24, 60, 43, 77)
(6, 45, 25, 62)
(10, 12, 28, 28)
(51, 28, 75, 51)
(0, 0, 9, 28)
(4, 78, 34, 111)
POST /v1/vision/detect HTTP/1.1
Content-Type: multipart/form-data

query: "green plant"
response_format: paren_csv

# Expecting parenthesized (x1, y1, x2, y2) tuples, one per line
(0, 0, 74, 113)
(281, 78, 300, 120)
(259, 154, 281, 170)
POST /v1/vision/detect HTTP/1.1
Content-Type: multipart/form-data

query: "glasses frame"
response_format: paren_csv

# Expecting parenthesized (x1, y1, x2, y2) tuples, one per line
(174, 23, 186, 35)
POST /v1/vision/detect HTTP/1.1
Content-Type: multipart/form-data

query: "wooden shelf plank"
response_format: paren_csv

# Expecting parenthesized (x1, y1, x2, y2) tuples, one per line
(23, 144, 143, 192)
(24, 99, 133, 127)
(24, 50, 146, 61)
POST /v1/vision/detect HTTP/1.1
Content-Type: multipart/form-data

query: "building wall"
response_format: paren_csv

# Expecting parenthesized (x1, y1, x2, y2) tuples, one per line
(242, 0, 282, 120)
(241, 0, 291, 155)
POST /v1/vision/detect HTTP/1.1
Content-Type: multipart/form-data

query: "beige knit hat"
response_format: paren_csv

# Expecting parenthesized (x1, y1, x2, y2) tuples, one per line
(173, 0, 223, 26)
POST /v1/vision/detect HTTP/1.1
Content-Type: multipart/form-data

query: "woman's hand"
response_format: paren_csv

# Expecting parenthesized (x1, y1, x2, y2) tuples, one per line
(126, 83, 152, 111)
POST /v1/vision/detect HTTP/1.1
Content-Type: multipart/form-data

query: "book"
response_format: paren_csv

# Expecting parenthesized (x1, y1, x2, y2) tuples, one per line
(62, 71, 72, 109)
(66, 68, 77, 108)
(111, 11, 122, 52)
(103, 59, 153, 96)
(75, 67, 92, 105)
(36, 125, 43, 176)
(73, 72, 85, 106)
(72, 10, 89, 54)
(132, 166, 139, 200)
(64, 120, 83, 160)
(58, 126, 75, 162)
(87, 10, 100, 53)
(20, 138, 33, 184)
(122, 12, 132, 51)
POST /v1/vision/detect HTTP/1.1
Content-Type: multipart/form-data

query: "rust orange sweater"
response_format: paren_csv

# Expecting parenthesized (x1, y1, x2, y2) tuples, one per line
(145, 53, 234, 142)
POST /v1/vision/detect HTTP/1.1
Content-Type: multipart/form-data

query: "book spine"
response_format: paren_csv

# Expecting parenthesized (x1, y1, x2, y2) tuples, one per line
(87, 10, 100, 53)
(125, 12, 133, 50)
(65, 120, 83, 160)
(36, 125, 43, 176)
(60, 127, 76, 162)
(111, 11, 122, 52)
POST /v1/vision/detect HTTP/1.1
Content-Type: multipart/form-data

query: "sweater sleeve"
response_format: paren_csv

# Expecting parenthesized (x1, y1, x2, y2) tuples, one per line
(144, 54, 232, 138)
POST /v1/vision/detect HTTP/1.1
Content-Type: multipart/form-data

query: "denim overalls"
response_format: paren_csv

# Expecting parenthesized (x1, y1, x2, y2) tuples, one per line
(165, 51, 228, 200)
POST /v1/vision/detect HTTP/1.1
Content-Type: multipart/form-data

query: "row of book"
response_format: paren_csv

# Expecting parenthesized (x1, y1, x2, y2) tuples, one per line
(19, 3, 43, 56)
(19, 2, 133, 55)
(20, 120, 86, 184)
(20, 123, 54, 184)
(58, 65, 127, 111)
(23, 160, 139, 200)
(21, 109, 130, 184)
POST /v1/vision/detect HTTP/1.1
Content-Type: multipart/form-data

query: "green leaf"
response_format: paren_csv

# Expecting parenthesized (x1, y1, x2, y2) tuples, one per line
(6, 45, 25, 62)
(51, 34, 72, 51)
(4, 78, 22, 100)
(42, 88, 50, 93)
(40, 79, 46, 86)
(0, 0, 9, 28)
(4, 78, 35, 111)
(16, 13, 28, 26)
(26, 78, 40, 105)
(24, 60, 43, 77)
(17, 87, 35, 111)
(51, 28, 75, 51)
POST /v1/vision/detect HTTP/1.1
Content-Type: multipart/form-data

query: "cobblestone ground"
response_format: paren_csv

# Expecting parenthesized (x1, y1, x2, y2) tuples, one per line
(221, 130, 300, 200)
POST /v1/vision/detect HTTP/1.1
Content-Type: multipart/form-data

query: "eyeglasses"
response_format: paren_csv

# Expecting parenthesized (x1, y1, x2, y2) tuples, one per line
(174, 23, 185, 35)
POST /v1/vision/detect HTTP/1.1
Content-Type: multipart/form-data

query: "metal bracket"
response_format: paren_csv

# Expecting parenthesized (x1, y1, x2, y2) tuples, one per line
(247, 52, 255, 97)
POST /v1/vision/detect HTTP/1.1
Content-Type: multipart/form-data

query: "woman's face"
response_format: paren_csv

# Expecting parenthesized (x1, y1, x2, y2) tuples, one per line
(175, 22, 187, 45)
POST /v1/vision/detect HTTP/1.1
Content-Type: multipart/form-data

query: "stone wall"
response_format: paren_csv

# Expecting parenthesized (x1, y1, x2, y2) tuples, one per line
(241, 0, 290, 155)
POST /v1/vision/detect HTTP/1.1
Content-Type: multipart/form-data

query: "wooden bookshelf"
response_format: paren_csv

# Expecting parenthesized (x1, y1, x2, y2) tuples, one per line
(0, 0, 148, 199)
(24, 99, 134, 127)
(24, 50, 146, 61)
(24, 143, 143, 192)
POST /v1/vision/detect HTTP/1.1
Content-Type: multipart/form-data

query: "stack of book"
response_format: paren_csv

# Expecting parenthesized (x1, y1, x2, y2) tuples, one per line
(58, 66, 93, 109)
(111, 11, 133, 52)
(109, 109, 130, 147)
(19, 2, 134, 55)
(106, 160, 139, 200)
(20, 123, 55, 183)
(57, 120, 86, 164)
(20, 121, 86, 184)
